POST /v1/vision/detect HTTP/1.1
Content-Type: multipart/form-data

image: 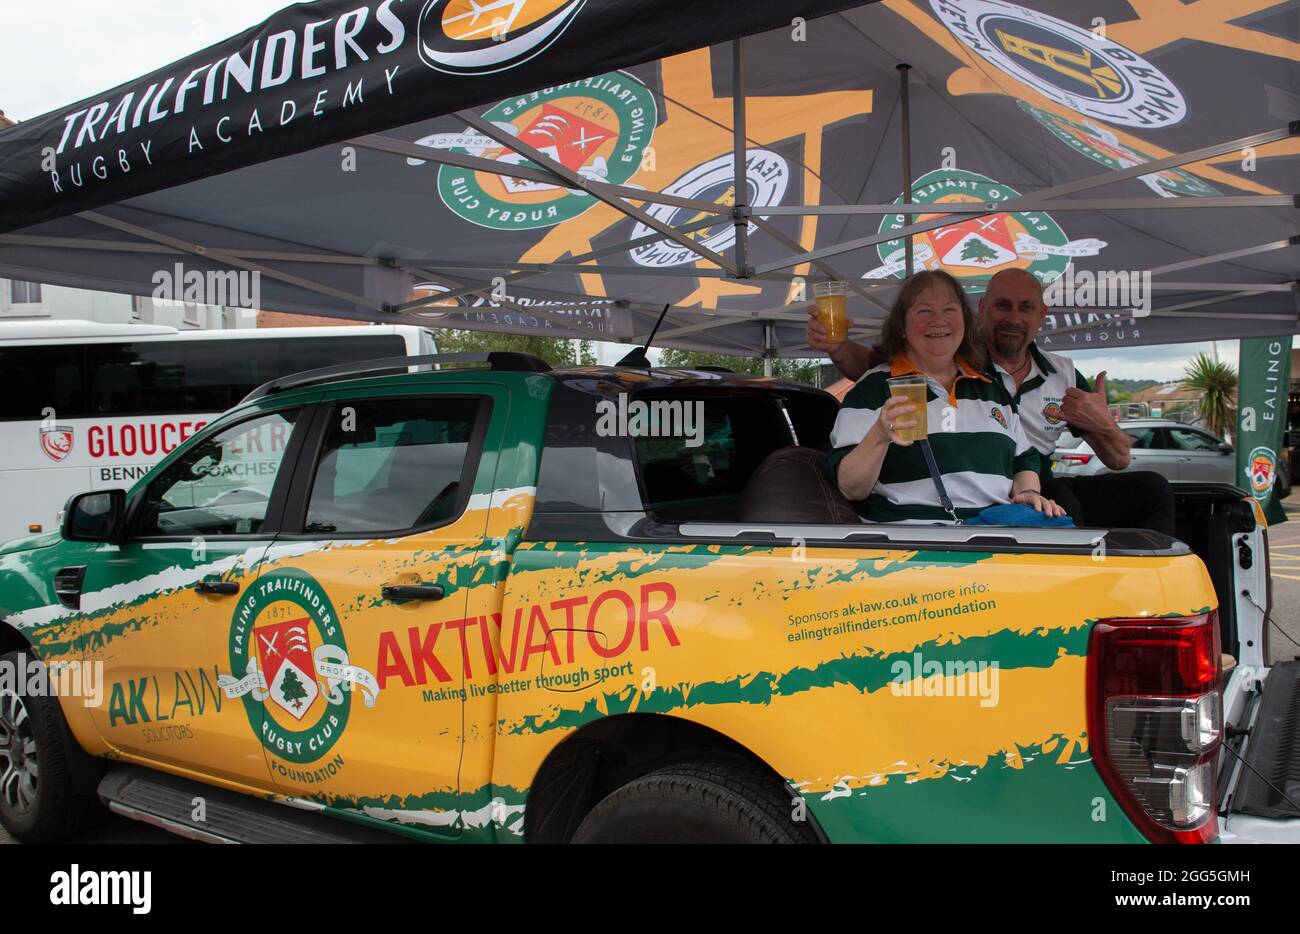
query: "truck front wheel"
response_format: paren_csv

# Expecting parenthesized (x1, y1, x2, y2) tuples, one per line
(570, 760, 819, 844)
(0, 650, 103, 842)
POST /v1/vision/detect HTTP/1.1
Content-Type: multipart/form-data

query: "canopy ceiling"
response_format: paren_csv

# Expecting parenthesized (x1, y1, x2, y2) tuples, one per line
(0, 0, 1296, 357)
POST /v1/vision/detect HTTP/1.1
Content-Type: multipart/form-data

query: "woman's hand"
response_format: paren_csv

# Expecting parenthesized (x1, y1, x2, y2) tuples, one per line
(869, 395, 920, 448)
(1011, 489, 1066, 518)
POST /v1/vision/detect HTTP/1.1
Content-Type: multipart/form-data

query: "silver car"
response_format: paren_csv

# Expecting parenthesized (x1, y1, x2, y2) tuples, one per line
(1051, 418, 1292, 494)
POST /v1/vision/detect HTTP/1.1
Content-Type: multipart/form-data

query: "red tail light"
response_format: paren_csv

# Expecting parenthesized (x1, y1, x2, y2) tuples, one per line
(1058, 453, 1093, 465)
(1087, 612, 1222, 844)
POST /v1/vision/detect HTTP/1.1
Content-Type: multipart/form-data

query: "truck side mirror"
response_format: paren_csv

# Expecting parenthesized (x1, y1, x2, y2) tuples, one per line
(61, 489, 126, 542)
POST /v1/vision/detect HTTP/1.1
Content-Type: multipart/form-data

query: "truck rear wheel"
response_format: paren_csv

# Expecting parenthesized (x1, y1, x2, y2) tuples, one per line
(570, 760, 819, 844)
(0, 650, 102, 842)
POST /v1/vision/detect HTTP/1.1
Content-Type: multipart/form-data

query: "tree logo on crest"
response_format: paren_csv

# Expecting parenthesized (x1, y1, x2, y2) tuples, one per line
(219, 568, 380, 764)
(864, 168, 1105, 293)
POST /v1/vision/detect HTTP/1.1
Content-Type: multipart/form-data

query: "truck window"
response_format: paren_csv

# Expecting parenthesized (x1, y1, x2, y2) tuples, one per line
(303, 397, 483, 534)
(634, 394, 795, 520)
(136, 409, 300, 537)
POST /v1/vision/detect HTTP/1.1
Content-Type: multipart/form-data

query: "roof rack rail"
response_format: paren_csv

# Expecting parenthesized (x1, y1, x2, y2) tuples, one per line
(240, 351, 550, 403)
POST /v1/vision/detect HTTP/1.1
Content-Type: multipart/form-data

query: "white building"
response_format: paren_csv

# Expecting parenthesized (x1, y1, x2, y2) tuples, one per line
(0, 277, 255, 331)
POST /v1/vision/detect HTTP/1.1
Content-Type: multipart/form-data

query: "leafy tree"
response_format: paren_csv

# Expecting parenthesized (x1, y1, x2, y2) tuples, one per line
(280, 666, 310, 711)
(656, 349, 821, 385)
(1181, 353, 1238, 440)
(432, 329, 597, 367)
(959, 238, 1000, 265)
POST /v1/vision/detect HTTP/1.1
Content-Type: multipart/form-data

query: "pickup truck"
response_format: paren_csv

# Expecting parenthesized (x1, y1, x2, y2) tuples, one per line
(0, 352, 1295, 843)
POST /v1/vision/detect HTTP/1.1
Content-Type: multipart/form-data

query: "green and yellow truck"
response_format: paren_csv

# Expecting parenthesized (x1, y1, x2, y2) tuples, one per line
(0, 352, 1295, 843)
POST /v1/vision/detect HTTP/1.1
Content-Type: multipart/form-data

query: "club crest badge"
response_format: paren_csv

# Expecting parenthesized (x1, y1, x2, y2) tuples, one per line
(990, 407, 1009, 429)
(1245, 446, 1277, 501)
(1042, 400, 1065, 426)
(417, 0, 587, 76)
(220, 569, 379, 764)
(864, 168, 1105, 293)
(930, 0, 1187, 128)
(39, 424, 74, 462)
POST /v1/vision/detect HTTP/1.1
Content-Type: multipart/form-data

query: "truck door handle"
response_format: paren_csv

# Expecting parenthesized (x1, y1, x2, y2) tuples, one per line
(381, 584, 445, 602)
(194, 580, 239, 596)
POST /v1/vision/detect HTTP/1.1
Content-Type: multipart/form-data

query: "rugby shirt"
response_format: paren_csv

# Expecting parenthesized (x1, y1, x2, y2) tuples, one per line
(991, 341, 1092, 486)
(825, 355, 1041, 522)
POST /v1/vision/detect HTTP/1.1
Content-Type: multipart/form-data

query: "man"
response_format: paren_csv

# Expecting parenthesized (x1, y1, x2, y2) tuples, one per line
(807, 268, 1175, 535)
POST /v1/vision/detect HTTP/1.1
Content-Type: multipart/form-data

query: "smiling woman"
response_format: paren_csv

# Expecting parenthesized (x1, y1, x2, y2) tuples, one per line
(824, 270, 1063, 524)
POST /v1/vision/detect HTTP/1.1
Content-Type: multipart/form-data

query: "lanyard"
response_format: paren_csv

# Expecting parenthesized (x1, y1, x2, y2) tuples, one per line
(918, 438, 962, 524)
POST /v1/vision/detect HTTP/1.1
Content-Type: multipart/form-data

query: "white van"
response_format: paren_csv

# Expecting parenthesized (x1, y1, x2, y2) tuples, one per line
(0, 320, 435, 541)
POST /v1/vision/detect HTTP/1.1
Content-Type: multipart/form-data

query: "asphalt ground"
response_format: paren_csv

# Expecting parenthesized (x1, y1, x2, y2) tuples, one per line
(7, 493, 1300, 845)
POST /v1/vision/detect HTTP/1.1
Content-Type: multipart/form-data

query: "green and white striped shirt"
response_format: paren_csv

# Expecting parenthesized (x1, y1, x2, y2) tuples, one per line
(825, 355, 1041, 522)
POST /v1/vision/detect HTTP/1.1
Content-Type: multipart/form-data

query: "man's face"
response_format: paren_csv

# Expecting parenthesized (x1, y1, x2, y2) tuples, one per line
(980, 272, 1047, 360)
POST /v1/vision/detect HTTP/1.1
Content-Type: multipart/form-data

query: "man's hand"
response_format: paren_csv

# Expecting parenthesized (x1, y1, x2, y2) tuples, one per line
(805, 303, 853, 352)
(1062, 371, 1115, 436)
(805, 304, 873, 382)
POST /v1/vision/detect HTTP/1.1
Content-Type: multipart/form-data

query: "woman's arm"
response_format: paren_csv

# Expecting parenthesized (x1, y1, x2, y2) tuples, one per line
(1010, 470, 1067, 518)
(836, 395, 917, 500)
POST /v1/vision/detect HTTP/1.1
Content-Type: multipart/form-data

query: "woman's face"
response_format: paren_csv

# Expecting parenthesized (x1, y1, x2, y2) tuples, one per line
(903, 282, 965, 363)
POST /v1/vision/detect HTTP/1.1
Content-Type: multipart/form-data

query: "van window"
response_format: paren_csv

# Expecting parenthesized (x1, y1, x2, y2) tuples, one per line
(137, 410, 300, 537)
(303, 397, 483, 534)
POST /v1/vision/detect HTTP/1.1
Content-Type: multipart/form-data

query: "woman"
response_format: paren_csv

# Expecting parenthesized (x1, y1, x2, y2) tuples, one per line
(824, 270, 1065, 523)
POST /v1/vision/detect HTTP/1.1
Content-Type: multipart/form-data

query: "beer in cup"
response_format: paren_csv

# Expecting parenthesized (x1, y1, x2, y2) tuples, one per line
(885, 375, 929, 443)
(813, 280, 848, 344)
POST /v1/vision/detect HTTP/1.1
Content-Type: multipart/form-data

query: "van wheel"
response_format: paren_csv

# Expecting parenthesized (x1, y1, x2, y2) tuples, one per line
(570, 760, 819, 844)
(0, 651, 102, 842)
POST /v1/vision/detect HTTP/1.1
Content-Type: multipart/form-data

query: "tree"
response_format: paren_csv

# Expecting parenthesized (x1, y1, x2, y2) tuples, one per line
(959, 237, 1000, 265)
(432, 328, 597, 367)
(280, 666, 310, 712)
(1181, 353, 1238, 440)
(656, 349, 821, 385)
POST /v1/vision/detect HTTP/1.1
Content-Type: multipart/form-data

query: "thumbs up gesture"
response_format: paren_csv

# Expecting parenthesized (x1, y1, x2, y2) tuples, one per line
(1062, 370, 1115, 435)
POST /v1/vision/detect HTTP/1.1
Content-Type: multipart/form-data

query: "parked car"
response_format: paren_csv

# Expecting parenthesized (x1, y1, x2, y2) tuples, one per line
(1053, 418, 1291, 496)
(0, 354, 1291, 844)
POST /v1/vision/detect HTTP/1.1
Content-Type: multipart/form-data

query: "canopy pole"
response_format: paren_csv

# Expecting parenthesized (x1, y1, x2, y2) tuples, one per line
(897, 64, 913, 277)
(763, 322, 776, 376)
(733, 37, 752, 278)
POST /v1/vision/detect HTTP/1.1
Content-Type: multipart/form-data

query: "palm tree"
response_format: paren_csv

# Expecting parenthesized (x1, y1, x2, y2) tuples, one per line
(1181, 353, 1238, 440)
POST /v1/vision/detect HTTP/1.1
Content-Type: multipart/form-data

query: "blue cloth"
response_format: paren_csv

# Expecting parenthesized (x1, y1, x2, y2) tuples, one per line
(964, 503, 1075, 527)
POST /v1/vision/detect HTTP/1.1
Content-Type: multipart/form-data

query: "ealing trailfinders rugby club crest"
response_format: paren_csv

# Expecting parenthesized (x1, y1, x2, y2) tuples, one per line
(865, 168, 1105, 292)
(219, 569, 380, 764)
(1245, 446, 1279, 502)
(1018, 103, 1219, 199)
(423, 71, 657, 230)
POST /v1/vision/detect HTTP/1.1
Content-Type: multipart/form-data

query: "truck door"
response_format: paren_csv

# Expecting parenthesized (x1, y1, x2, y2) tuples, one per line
(252, 384, 502, 834)
(78, 405, 311, 791)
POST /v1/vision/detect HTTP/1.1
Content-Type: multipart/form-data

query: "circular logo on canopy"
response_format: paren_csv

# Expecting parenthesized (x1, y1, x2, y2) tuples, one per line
(429, 72, 657, 230)
(628, 150, 790, 267)
(1018, 103, 1218, 198)
(930, 0, 1187, 128)
(417, 0, 586, 76)
(864, 168, 1105, 293)
(1246, 446, 1278, 500)
(218, 569, 379, 765)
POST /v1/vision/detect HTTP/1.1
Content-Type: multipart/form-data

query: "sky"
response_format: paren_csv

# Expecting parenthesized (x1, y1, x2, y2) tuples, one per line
(2, 1, 1284, 381)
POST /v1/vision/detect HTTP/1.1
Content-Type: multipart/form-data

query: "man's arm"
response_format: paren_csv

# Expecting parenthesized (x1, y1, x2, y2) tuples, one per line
(806, 305, 873, 382)
(1061, 370, 1132, 470)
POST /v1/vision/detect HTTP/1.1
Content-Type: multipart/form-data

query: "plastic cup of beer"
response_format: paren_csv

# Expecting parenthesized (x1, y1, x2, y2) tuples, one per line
(885, 375, 929, 443)
(813, 280, 849, 344)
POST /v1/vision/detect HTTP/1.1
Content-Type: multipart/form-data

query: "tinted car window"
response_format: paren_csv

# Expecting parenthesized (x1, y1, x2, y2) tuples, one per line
(1125, 427, 1160, 449)
(1168, 427, 1222, 452)
(137, 410, 299, 537)
(303, 397, 482, 534)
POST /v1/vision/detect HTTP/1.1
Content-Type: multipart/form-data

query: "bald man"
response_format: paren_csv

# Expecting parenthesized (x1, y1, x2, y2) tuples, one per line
(808, 269, 1175, 535)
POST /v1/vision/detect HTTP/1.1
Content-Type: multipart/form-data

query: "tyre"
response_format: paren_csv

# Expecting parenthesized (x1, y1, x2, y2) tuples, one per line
(570, 759, 819, 844)
(0, 650, 103, 842)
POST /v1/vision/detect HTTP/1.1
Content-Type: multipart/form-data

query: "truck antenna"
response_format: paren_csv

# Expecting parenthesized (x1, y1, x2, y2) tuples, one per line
(616, 303, 671, 367)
